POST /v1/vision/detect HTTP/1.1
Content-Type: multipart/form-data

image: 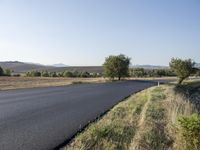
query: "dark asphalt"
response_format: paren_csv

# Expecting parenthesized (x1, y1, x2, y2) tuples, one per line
(0, 80, 157, 150)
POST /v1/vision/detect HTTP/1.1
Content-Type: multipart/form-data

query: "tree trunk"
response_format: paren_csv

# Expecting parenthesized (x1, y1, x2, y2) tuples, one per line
(118, 76, 121, 80)
(178, 78, 184, 85)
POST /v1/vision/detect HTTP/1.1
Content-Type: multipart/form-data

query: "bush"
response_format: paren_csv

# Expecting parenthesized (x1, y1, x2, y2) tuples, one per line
(178, 114, 200, 150)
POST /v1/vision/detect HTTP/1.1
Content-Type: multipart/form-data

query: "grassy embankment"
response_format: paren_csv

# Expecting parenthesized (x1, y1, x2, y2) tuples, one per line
(63, 81, 200, 150)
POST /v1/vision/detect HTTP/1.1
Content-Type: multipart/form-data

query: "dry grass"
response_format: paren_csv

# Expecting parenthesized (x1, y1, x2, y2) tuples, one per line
(165, 83, 200, 150)
(0, 77, 106, 90)
(63, 89, 149, 150)
(130, 87, 173, 150)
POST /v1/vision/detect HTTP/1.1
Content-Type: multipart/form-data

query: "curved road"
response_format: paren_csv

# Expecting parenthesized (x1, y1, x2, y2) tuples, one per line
(0, 80, 156, 150)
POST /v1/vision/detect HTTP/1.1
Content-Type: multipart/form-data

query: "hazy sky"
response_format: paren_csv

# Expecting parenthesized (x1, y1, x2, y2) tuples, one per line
(0, 0, 200, 66)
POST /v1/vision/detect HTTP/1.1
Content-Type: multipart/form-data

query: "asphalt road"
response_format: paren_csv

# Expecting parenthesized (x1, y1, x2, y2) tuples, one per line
(0, 80, 157, 150)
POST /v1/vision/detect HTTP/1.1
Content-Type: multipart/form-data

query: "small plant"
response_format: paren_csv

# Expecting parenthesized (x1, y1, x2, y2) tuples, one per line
(178, 114, 200, 150)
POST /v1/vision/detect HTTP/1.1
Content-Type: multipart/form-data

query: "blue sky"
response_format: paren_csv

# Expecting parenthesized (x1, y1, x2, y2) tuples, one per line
(0, 0, 199, 66)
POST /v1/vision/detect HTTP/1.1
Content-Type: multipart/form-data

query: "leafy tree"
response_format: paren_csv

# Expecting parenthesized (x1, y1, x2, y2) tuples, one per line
(63, 71, 74, 77)
(103, 54, 130, 80)
(49, 72, 57, 77)
(130, 68, 146, 77)
(169, 58, 195, 84)
(4, 69, 11, 76)
(80, 71, 90, 78)
(26, 71, 41, 77)
(41, 71, 50, 77)
(73, 71, 81, 77)
(0, 66, 4, 76)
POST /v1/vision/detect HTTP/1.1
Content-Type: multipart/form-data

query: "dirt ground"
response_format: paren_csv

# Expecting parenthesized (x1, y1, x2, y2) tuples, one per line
(0, 77, 106, 90)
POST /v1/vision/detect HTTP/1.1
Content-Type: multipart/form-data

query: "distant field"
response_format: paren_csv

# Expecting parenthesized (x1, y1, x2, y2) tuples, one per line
(0, 77, 105, 90)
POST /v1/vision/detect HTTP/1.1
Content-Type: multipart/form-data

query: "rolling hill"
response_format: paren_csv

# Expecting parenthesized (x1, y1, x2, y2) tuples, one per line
(0, 61, 103, 73)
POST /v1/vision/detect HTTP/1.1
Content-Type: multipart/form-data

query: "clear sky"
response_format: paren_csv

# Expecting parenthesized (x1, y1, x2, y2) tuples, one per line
(0, 0, 199, 66)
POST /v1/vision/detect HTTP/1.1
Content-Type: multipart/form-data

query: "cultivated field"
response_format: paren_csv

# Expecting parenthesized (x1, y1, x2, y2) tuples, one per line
(0, 77, 105, 90)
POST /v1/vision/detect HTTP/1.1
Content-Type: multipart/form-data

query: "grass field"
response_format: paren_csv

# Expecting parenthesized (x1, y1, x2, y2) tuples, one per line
(0, 77, 105, 90)
(63, 81, 200, 150)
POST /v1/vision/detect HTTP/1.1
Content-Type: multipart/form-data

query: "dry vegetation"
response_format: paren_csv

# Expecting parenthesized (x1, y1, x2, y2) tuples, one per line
(63, 81, 200, 150)
(0, 77, 105, 90)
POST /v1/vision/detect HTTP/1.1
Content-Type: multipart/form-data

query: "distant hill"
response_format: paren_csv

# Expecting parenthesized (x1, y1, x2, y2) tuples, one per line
(0, 61, 103, 73)
(52, 63, 68, 67)
(0, 61, 54, 73)
(132, 65, 169, 69)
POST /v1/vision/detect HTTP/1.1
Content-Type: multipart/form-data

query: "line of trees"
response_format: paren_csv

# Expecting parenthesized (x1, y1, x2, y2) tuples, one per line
(1, 55, 200, 85)
(129, 68, 175, 78)
(25, 70, 102, 78)
(103, 54, 200, 84)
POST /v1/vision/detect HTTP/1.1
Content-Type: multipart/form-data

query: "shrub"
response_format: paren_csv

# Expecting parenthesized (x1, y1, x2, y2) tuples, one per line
(178, 114, 200, 150)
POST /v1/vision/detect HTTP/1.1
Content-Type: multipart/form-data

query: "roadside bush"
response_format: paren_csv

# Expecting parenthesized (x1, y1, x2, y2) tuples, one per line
(178, 114, 200, 150)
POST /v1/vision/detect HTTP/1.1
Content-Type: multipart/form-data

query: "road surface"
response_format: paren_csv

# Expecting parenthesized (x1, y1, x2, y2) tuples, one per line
(0, 80, 157, 150)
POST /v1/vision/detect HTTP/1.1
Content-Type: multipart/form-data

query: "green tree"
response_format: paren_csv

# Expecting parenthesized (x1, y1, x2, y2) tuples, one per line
(103, 54, 130, 80)
(50, 72, 57, 77)
(4, 69, 11, 76)
(41, 71, 50, 77)
(169, 58, 195, 84)
(63, 71, 74, 77)
(80, 71, 90, 78)
(0, 66, 3, 76)
(130, 68, 146, 77)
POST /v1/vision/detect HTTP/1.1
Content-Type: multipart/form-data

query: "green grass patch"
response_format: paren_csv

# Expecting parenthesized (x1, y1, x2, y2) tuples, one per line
(178, 114, 200, 150)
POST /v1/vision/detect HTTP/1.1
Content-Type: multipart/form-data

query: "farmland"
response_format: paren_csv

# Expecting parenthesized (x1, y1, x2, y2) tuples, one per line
(0, 77, 105, 90)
